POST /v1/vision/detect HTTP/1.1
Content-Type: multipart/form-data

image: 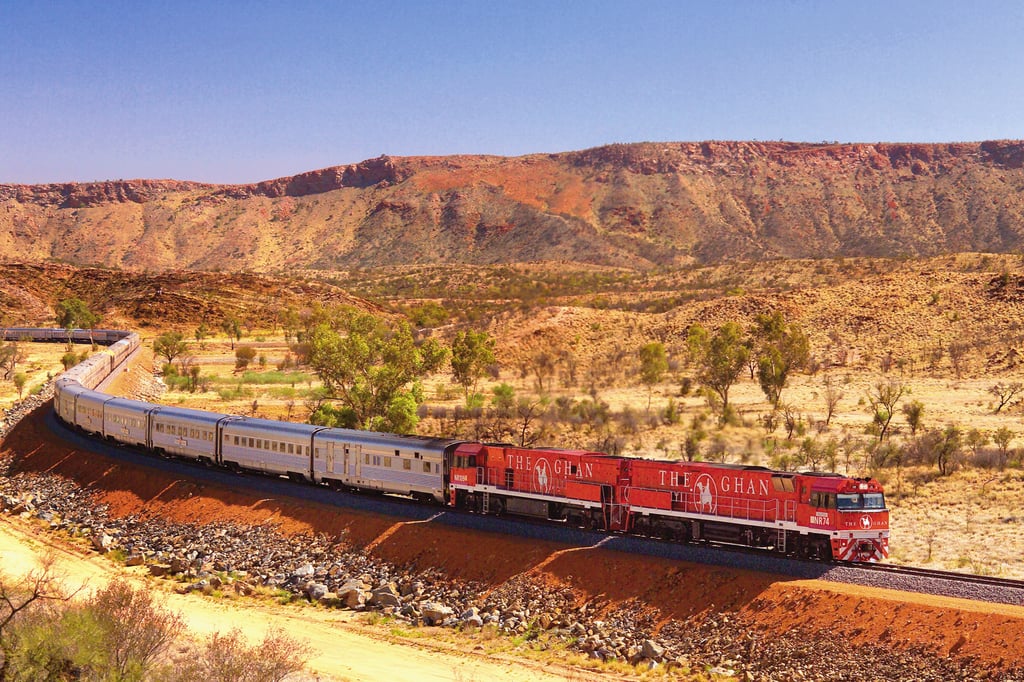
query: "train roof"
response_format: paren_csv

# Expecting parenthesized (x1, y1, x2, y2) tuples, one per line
(149, 404, 233, 425)
(222, 417, 322, 437)
(315, 427, 460, 449)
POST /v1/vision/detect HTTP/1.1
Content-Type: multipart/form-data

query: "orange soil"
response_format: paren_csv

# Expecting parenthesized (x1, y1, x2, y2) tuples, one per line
(4, 402, 1024, 675)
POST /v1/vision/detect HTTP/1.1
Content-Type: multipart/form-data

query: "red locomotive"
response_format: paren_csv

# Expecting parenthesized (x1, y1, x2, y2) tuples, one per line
(450, 445, 888, 562)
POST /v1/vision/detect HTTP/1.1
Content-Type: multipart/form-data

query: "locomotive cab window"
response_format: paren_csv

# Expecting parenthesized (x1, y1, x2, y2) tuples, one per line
(810, 492, 836, 509)
(838, 493, 886, 510)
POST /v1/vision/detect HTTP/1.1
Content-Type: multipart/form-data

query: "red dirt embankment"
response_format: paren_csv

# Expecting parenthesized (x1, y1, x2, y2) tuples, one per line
(4, 403, 1024, 674)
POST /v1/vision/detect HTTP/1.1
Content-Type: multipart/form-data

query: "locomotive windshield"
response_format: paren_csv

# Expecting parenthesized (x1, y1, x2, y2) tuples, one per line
(837, 493, 885, 510)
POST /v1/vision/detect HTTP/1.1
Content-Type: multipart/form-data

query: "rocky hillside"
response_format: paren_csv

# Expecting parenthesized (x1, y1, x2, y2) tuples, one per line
(2, 141, 1024, 271)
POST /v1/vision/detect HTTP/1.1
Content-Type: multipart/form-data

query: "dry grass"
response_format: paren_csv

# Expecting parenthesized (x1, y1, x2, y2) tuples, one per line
(0, 342, 69, 414)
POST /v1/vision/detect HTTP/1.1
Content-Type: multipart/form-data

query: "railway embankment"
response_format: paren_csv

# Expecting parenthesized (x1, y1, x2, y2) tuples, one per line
(3, 400, 1024, 680)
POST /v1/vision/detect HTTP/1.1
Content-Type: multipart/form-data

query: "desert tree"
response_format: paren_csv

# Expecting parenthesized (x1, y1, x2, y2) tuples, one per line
(235, 345, 257, 369)
(934, 424, 963, 476)
(307, 307, 446, 432)
(752, 311, 810, 407)
(514, 395, 550, 447)
(901, 399, 925, 436)
(450, 329, 496, 400)
(527, 349, 558, 394)
(867, 379, 906, 442)
(281, 306, 301, 343)
(220, 316, 242, 350)
(0, 556, 78, 680)
(638, 341, 668, 413)
(964, 428, 990, 465)
(821, 373, 844, 426)
(54, 297, 100, 348)
(153, 331, 189, 366)
(12, 373, 26, 399)
(948, 341, 970, 379)
(988, 381, 1023, 414)
(0, 340, 26, 381)
(781, 403, 802, 440)
(993, 427, 1015, 469)
(686, 322, 750, 423)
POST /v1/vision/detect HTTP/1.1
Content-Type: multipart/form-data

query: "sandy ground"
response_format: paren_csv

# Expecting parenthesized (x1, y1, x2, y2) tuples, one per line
(0, 515, 616, 682)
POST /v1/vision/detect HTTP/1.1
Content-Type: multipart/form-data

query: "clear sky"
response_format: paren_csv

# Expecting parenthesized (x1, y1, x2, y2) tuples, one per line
(2, 1, 1022, 184)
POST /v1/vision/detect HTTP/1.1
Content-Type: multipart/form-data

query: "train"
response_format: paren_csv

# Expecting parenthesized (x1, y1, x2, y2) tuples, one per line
(5, 327, 890, 563)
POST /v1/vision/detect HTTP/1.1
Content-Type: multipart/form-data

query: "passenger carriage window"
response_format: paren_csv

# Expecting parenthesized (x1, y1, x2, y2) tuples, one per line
(365, 453, 370, 464)
(403, 459, 411, 470)
(305, 446, 309, 456)
(288, 443, 294, 454)
(423, 462, 431, 473)
(248, 438, 254, 448)
(384, 457, 392, 468)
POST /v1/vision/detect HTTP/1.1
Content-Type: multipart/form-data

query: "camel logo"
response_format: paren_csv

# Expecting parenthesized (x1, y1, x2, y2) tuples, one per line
(694, 474, 717, 514)
(860, 515, 872, 529)
(534, 459, 551, 494)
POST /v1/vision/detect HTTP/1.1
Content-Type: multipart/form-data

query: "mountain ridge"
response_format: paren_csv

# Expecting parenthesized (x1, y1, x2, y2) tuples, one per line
(3, 140, 1024, 271)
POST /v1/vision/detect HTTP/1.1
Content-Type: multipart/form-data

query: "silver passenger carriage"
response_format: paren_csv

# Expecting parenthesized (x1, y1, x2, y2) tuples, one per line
(101, 397, 155, 447)
(312, 429, 457, 503)
(149, 406, 233, 463)
(54, 379, 89, 425)
(72, 388, 111, 435)
(220, 418, 323, 481)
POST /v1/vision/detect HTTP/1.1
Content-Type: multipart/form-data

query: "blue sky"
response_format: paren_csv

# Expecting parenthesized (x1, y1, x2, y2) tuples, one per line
(2, 1, 1022, 184)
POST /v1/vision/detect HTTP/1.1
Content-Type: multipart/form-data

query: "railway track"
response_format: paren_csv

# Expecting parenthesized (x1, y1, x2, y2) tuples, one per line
(815, 558, 1024, 607)
(852, 561, 1024, 592)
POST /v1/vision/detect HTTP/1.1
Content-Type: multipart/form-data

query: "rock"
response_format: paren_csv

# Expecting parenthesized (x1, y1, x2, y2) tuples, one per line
(125, 554, 145, 567)
(304, 582, 329, 601)
(370, 585, 401, 608)
(421, 602, 454, 625)
(148, 564, 171, 577)
(642, 639, 665, 661)
(234, 582, 255, 597)
(92, 532, 113, 553)
(292, 563, 315, 579)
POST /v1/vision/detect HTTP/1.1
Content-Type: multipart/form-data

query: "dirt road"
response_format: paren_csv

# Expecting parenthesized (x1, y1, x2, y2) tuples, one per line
(0, 516, 611, 682)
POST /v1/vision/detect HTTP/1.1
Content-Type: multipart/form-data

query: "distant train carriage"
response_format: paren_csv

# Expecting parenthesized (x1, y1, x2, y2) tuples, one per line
(315, 429, 454, 503)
